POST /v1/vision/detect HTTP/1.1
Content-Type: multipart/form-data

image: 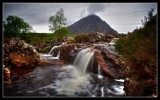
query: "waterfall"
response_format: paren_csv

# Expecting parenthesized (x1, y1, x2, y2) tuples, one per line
(73, 48, 94, 75)
(53, 48, 95, 96)
(48, 45, 60, 55)
(101, 87, 104, 97)
(98, 64, 103, 79)
(98, 64, 102, 75)
(48, 52, 60, 60)
(98, 64, 104, 97)
(54, 48, 95, 96)
(40, 45, 60, 60)
(12, 46, 126, 97)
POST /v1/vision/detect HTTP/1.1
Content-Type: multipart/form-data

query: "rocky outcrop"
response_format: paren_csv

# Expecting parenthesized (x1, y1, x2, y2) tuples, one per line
(9, 52, 39, 67)
(3, 65, 11, 85)
(59, 43, 76, 64)
(3, 37, 40, 68)
(3, 37, 42, 85)
(94, 48, 125, 79)
(94, 50, 116, 78)
(87, 32, 115, 43)
(59, 43, 90, 64)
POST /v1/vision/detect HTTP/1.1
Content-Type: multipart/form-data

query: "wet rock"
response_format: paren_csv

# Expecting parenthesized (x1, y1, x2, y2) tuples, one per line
(9, 52, 39, 68)
(3, 37, 41, 74)
(59, 43, 76, 64)
(3, 65, 11, 85)
(94, 50, 116, 78)
(94, 45, 125, 79)
(87, 32, 115, 43)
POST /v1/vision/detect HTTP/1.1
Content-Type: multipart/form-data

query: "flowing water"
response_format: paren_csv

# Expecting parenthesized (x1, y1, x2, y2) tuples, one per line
(4, 43, 126, 97)
(5, 65, 125, 97)
(48, 45, 60, 55)
(39, 45, 61, 62)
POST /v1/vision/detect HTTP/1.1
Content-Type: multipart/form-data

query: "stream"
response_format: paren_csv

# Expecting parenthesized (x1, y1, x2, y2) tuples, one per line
(4, 65, 126, 97)
(4, 39, 126, 97)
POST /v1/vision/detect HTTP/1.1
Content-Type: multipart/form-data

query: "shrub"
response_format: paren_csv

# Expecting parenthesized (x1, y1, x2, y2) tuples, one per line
(114, 9, 156, 81)
(53, 27, 71, 40)
(74, 33, 90, 43)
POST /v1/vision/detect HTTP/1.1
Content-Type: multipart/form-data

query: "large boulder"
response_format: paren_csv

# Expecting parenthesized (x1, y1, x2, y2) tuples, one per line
(3, 37, 40, 69)
(59, 43, 77, 64)
(94, 50, 116, 78)
(94, 49, 124, 78)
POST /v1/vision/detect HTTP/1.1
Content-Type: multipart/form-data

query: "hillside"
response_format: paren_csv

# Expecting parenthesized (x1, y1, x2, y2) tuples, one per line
(67, 14, 118, 35)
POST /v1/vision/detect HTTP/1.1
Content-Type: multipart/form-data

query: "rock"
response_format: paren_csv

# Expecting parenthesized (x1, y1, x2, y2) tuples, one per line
(3, 37, 41, 73)
(94, 50, 116, 78)
(59, 43, 76, 64)
(9, 52, 39, 67)
(87, 32, 115, 43)
(93, 44, 125, 78)
(3, 65, 11, 85)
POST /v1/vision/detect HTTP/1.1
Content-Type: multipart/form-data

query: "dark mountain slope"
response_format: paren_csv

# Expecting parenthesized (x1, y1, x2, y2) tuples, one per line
(67, 14, 118, 34)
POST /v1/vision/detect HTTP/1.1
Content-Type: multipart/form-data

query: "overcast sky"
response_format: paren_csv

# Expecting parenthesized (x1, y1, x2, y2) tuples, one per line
(3, 3, 157, 33)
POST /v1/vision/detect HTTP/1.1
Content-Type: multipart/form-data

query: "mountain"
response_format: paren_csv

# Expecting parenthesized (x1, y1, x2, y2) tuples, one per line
(67, 14, 118, 35)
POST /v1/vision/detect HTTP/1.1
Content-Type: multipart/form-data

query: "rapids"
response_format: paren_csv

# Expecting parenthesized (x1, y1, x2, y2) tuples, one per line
(4, 46, 126, 97)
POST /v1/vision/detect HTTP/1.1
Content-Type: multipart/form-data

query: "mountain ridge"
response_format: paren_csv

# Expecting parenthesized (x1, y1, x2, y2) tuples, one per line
(67, 14, 118, 34)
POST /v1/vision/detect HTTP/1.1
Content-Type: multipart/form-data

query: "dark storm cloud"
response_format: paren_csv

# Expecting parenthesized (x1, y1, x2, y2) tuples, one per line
(80, 9, 87, 18)
(87, 3, 109, 15)
(3, 3, 60, 25)
(3, 3, 157, 33)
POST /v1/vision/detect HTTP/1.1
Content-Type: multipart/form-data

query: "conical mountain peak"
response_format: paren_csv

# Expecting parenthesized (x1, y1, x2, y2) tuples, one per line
(67, 14, 118, 34)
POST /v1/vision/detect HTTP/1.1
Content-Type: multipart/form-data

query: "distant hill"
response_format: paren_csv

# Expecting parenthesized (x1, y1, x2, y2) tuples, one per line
(67, 14, 118, 35)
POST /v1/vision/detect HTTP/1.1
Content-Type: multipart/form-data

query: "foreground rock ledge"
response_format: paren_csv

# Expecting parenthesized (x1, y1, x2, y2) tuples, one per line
(3, 37, 42, 84)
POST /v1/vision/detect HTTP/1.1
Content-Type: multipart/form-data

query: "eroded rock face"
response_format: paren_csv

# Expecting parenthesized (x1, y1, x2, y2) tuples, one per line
(94, 49, 125, 79)
(59, 43, 77, 64)
(3, 37, 41, 85)
(3, 37, 40, 69)
(9, 52, 39, 67)
(94, 50, 115, 78)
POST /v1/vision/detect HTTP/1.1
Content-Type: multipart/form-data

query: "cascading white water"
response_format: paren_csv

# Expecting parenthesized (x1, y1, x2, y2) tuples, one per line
(98, 64, 101, 75)
(98, 64, 103, 79)
(48, 45, 60, 55)
(101, 87, 104, 97)
(98, 64, 104, 97)
(55, 65, 91, 96)
(40, 45, 60, 61)
(48, 51, 60, 60)
(54, 48, 95, 96)
(73, 48, 95, 75)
